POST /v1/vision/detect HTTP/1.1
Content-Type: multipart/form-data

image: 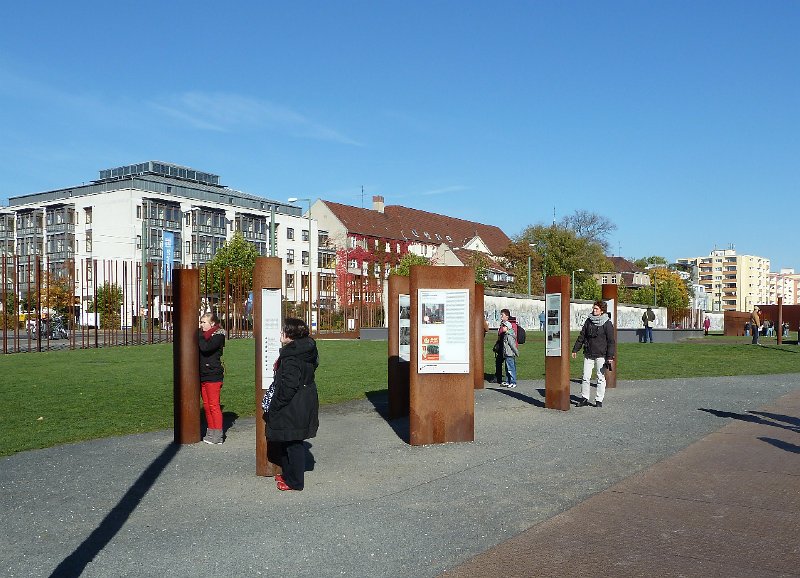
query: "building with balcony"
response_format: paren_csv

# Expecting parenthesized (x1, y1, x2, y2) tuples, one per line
(5, 161, 320, 304)
(768, 269, 799, 305)
(676, 249, 770, 311)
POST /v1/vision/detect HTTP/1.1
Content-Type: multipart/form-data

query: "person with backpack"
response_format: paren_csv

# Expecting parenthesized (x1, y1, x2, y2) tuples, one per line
(571, 300, 616, 408)
(493, 308, 518, 388)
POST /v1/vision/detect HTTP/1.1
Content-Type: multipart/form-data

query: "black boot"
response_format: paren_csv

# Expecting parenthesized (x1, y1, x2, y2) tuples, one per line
(576, 398, 589, 407)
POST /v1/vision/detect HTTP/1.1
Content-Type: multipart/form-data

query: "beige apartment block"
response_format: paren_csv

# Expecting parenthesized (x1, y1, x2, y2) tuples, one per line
(677, 249, 770, 312)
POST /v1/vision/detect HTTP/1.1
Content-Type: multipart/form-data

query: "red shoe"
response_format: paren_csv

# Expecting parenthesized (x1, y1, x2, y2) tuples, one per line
(276, 480, 294, 491)
(275, 474, 284, 484)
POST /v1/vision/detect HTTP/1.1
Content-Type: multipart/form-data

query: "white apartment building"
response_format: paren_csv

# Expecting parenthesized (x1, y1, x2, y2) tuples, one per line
(676, 249, 770, 311)
(4, 161, 330, 305)
(768, 268, 799, 305)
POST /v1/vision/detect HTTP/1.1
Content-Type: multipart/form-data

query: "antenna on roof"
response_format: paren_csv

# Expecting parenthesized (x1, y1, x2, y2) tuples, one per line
(361, 185, 364, 208)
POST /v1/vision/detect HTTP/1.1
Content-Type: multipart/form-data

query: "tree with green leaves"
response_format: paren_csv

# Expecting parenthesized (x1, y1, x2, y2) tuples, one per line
(462, 252, 489, 285)
(205, 232, 259, 289)
(633, 255, 668, 270)
(90, 282, 123, 329)
(575, 277, 602, 301)
(391, 253, 429, 277)
(505, 224, 611, 295)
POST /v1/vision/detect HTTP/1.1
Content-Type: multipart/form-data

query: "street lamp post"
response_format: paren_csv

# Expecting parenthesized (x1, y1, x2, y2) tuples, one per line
(571, 268, 584, 299)
(527, 243, 537, 295)
(288, 197, 313, 331)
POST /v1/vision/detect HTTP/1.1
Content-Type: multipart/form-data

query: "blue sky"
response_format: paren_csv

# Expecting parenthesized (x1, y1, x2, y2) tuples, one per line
(1, 1, 797, 271)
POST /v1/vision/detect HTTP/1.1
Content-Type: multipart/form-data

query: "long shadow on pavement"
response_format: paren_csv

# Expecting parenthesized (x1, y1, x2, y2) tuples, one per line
(49, 442, 181, 577)
(488, 385, 544, 408)
(758, 437, 800, 454)
(698, 408, 800, 433)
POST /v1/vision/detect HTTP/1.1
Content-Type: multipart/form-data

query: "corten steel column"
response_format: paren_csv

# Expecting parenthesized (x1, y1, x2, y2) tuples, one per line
(388, 274, 410, 419)
(254, 257, 282, 477)
(544, 275, 571, 410)
(173, 268, 201, 444)
(777, 297, 783, 345)
(601, 284, 618, 388)
(473, 283, 485, 389)
(409, 266, 475, 445)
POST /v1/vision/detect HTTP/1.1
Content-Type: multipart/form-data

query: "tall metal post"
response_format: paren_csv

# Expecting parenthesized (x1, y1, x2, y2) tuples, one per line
(173, 268, 200, 444)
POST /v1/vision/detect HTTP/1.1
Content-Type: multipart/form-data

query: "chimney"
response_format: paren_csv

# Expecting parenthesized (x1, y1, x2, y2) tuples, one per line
(372, 195, 385, 213)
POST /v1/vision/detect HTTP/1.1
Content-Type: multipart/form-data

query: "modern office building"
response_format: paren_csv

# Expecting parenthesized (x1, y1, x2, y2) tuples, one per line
(5, 161, 332, 305)
(676, 249, 771, 311)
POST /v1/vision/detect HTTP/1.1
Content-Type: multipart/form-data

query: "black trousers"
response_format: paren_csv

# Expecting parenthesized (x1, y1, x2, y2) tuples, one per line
(278, 440, 306, 490)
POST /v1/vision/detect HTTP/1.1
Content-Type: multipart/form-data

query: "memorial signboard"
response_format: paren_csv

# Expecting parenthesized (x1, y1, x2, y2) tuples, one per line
(417, 288, 470, 374)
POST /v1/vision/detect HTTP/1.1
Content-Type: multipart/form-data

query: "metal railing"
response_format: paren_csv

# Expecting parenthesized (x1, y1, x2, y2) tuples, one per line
(1, 256, 386, 353)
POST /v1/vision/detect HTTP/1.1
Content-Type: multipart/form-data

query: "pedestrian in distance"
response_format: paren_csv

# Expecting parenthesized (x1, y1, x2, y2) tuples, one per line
(750, 306, 761, 345)
(572, 300, 616, 408)
(703, 316, 711, 336)
(266, 317, 320, 491)
(493, 308, 518, 388)
(539, 310, 546, 331)
(642, 306, 656, 343)
(199, 312, 226, 445)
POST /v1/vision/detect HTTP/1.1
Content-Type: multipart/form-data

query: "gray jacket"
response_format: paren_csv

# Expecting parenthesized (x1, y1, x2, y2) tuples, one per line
(500, 321, 518, 357)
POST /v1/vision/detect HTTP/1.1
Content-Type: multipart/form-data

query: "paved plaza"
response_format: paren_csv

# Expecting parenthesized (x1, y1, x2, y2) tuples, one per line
(2, 374, 798, 577)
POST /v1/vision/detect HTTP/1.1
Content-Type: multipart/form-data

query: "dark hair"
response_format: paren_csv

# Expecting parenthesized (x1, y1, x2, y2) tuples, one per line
(593, 300, 607, 314)
(201, 312, 220, 324)
(501, 308, 511, 317)
(283, 317, 310, 340)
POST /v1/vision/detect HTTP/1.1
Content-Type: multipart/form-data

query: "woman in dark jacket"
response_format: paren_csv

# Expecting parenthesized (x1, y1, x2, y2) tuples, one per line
(199, 312, 226, 444)
(571, 300, 616, 408)
(267, 317, 319, 491)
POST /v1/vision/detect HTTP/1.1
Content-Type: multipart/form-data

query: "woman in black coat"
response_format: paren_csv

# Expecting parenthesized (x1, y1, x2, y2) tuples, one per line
(267, 317, 319, 491)
(571, 300, 616, 408)
(199, 312, 226, 444)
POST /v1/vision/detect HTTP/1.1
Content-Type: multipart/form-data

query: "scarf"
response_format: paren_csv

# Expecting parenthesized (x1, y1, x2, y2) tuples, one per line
(588, 313, 609, 326)
(203, 324, 220, 341)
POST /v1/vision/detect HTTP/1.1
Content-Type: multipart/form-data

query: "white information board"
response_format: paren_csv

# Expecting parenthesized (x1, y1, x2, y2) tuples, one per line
(545, 292, 562, 357)
(260, 288, 282, 389)
(399, 293, 411, 362)
(417, 288, 470, 374)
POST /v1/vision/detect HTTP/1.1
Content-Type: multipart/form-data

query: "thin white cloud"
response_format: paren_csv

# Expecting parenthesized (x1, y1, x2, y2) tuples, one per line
(150, 92, 363, 146)
(417, 185, 469, 196)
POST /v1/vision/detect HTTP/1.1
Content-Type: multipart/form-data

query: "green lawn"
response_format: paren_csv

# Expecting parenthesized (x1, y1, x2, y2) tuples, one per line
(1, 333, 798, 456)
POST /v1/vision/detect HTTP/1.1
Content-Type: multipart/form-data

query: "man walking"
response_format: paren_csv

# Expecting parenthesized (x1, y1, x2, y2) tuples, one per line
(538, 310, 545, 331)
(750, 306, 761, 345)
(494, 309, 518, 388)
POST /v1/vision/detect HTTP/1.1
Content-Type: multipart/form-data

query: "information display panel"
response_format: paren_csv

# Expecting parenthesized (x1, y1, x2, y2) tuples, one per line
(260, 288, 282, 388)
(545, 292, 563, 357)
(399, 293, 411, 362)
(417, 288, 470, 373)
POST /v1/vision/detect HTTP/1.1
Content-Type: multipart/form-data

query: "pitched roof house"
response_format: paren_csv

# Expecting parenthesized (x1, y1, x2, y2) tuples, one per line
(311, 195, 513, 297)
(593, 256, 652, 288)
